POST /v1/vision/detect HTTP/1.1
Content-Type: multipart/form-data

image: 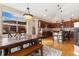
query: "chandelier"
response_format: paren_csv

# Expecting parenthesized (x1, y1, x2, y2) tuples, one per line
(23, 3, 33, 20)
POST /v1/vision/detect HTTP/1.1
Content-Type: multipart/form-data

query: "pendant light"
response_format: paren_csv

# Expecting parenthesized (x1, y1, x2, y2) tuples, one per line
(23, 3, 33, 21)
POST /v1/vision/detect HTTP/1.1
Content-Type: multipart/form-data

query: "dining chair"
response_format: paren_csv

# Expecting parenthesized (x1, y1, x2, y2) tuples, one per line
(58, 31, 63, 43)
(63, 31, 70, 41)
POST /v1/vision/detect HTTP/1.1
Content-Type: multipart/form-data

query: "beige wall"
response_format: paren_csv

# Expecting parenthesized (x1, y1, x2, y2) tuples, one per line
(0, 6, 2, 38)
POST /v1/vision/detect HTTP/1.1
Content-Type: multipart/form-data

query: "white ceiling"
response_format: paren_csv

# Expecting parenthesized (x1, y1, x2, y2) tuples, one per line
(2, 3, 79, 23)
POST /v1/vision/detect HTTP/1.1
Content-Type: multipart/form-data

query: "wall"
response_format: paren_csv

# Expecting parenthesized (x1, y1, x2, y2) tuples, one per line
(0, 6, 2, 38)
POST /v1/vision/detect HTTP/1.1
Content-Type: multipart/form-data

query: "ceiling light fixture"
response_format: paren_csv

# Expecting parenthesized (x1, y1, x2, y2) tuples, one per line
(57, 4, 64, 28)
(57, 4, 63, 21)
(43, 9, 47, 17)
(23, 3, 33, 21)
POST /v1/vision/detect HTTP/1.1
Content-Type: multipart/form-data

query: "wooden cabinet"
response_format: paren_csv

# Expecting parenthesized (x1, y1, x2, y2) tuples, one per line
(42, 31, 52, 38)
(38, 20, 54, 28)
(63, 21, 74, 27)
(38, 20, 53, 37)
(52, 20, 74, 28)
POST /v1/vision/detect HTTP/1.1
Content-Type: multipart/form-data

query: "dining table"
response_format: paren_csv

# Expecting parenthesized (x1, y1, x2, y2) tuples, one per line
(0, 34, 43, 56)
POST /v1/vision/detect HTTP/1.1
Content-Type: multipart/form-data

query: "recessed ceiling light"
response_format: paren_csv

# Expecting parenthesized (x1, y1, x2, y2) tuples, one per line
(72, 14, 74, 17)
(43, 14, 46, 16)
(45, 9, 48, 12)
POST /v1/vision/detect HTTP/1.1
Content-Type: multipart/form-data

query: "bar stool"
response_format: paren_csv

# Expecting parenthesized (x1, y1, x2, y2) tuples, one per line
(53, 30, 62, 42)
(52, 31, 62, 50)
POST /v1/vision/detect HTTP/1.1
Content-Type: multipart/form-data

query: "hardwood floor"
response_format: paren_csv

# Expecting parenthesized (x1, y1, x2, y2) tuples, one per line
(42, 37, 74, 56)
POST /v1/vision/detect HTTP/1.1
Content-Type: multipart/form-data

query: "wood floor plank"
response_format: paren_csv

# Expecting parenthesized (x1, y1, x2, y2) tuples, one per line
(42, 37, 74, 56)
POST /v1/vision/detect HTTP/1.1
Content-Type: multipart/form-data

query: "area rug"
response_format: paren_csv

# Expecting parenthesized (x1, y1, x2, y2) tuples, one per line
(30, 45, 62, 56)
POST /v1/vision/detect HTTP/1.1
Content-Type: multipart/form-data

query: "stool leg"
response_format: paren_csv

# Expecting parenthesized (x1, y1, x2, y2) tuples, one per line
(40, 46, 43, 56)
